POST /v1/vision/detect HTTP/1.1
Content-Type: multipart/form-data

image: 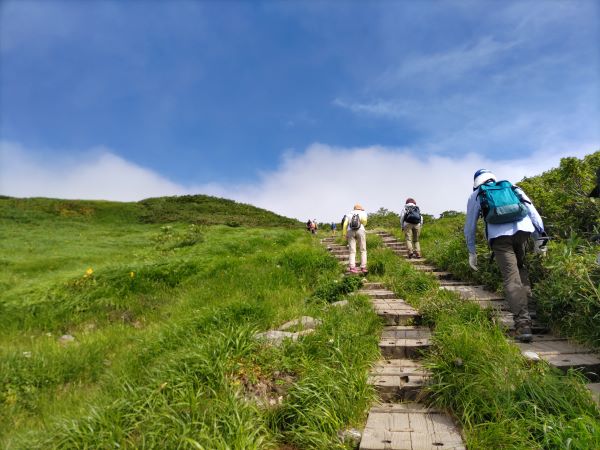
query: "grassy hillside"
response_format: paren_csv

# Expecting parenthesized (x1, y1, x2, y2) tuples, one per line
(0, 194, 300, 228)
(0, 196, 379, 449)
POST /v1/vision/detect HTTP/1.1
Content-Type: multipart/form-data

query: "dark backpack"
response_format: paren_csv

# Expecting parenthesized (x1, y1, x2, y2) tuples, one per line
(349, 213, 361, 230)
(477, 180, 528, 224)
(404, 205, 421, 224)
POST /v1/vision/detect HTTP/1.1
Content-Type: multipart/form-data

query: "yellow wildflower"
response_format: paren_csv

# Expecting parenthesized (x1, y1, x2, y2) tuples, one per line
(130, 271, 135, 278)
(84, 268, 94, 278)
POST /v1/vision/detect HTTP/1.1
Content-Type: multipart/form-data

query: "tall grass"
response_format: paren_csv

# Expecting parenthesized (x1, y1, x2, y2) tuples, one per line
(372, 242, 600, 449)
(1, 206, 379, 448)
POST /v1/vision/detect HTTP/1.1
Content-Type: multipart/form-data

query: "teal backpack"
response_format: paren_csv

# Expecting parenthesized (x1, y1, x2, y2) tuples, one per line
(477, 180, 529, 224)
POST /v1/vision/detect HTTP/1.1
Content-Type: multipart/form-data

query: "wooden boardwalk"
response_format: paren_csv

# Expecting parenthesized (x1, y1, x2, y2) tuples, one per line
(321, 236, 465, 450)
(375, 231, 600, 391)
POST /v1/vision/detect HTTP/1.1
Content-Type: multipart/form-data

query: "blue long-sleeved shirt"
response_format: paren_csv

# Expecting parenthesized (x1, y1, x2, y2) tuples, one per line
(464, 184, 545, 254)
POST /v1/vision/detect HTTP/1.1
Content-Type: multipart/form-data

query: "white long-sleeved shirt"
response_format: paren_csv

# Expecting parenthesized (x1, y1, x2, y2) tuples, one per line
(464, 184, 545, 254)
(400, 203, 423, 228)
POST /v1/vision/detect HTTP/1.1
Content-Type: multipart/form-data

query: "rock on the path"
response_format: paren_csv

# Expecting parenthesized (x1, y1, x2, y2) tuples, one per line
(522, 350, 541, 361)
(331, 300, 349, 308)
(255, 329, 315, 346)
(59, 334, 75, 345)
(278, 316, 322, 331)
(338, 428, 362, 448)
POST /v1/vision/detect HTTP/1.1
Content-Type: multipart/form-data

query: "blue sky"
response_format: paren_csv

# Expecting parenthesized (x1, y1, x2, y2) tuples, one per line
(1, 0, 599, 219)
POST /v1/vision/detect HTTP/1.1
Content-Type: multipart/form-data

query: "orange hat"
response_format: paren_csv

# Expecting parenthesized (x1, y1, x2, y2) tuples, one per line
(353, 203, 364, 211)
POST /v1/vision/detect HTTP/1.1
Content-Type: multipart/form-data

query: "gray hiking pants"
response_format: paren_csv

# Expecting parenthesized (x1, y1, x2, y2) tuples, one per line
(490, 231, 532, 328)
(404, 223, 421, 255)
(347, 228, 367, 269)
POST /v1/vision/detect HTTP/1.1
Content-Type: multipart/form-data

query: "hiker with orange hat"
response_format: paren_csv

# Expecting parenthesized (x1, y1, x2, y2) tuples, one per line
(342, 203, 368, 274)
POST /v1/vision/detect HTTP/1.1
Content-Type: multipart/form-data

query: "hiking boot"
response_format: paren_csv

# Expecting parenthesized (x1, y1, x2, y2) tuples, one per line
(348, 267, 360, 274)
(414, 252, 421, 258)
(361, 267, 368, 273)
(514, 326, 533, 343)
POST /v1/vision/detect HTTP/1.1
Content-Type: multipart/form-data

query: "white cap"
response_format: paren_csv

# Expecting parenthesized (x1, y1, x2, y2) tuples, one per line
(473, 169, 497, 190)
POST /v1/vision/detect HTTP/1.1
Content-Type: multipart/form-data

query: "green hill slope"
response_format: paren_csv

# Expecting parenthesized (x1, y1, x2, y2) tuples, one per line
(0, 196, 377, 448)
(0, 194, 299, 227)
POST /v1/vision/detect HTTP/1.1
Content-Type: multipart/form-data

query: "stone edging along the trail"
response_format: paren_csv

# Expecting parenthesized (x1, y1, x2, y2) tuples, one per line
(374, 230, 600, 405)
(321, 235, 465, 450)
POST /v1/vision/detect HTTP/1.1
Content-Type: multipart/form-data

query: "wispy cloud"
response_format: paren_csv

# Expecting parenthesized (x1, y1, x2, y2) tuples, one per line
(332, 98, 410, 120)
(4, 140, 596, 221)
(377, 36, 521, 89)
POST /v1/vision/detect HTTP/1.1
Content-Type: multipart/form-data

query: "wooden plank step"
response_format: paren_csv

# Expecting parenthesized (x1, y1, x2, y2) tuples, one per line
(375, 308, 421, 326)
(540, 353, 600, 380)
(379, 326, 431, 359)
(360, 403, 465, 450)
(442, 285, 504, 301)
(429, 271, 455, 280)
(497, 313, 548, 334)
(359, 289, 398, 299)
(587, 383, 600, 404)
(516, 339, 596, 355)
(437, 280, 474, 286)
(406, 258, 426, 263)
(411, 265, 443, 272)
(368, 359, 430, 402)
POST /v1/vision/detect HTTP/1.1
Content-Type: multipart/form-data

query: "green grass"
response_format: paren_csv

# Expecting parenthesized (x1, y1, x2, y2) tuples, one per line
(0, 200, 378, 449)
(371, 243, 600, 449)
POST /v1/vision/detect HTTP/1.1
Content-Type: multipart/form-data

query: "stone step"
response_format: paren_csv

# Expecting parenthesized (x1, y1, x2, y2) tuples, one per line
(360, 403, 465, 450)
(363, 282, 386, 290)
(368, 359, 430, 402)
(372, 299, 421, 326)
(379, 326, 431, 359)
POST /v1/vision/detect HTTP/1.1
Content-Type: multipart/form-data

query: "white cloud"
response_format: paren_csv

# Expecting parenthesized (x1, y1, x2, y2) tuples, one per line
(0, 142, 188, 201)
(2, 141, 597, 222)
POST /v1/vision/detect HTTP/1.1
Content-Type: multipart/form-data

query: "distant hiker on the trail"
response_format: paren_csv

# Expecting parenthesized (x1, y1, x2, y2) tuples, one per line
(306, 219, 312, 232)
(342, 203, 368, 274)
(331, 222, 337, 236)
(400, 198, 423, 259)
(313, 219, 318, 234)
(465, 169, 547, 343)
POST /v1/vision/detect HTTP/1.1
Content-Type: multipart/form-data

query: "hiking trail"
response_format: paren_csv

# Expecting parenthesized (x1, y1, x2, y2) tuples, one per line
(321, 229, 600, 448)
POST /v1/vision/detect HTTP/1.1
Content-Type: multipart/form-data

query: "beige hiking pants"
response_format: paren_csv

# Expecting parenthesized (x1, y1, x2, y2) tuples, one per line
(404, 223, 421, 254)
(347, 228, 367, 269)
(491, 231, 532, 328)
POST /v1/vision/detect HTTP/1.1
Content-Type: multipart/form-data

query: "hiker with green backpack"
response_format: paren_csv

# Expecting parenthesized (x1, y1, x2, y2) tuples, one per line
(464, 169, 548, 343)
(342, 203, 368, 274)
(400, 198, 423, 258)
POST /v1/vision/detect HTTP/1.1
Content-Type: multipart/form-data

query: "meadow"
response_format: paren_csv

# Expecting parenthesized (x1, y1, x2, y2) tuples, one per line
(2, 150, 599, 450)
(0, 197, 379, 449)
